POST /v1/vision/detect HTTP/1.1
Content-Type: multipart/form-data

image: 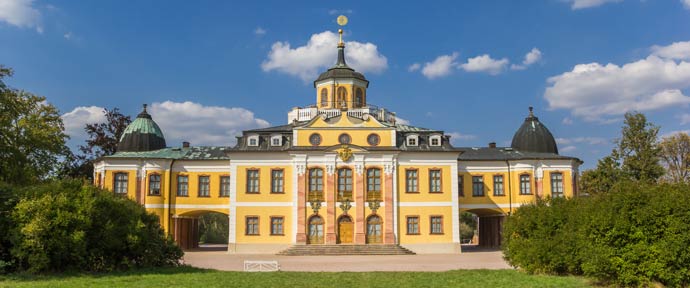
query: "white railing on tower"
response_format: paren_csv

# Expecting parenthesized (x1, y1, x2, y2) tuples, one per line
(287, 105, 396, 124)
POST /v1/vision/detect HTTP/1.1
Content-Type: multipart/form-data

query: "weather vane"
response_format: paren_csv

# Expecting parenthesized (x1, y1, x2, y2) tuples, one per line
(337, 15, 348, 46)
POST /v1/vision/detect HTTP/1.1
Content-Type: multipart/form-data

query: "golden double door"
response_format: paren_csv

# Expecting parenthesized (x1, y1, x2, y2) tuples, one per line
(338, 217, 353, 244)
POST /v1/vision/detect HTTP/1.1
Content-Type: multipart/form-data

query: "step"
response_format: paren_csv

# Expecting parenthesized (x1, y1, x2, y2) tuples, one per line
(277, 244, 416, 256)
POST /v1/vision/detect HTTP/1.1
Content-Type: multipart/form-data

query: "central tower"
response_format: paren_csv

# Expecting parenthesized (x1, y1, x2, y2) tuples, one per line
(313, 17, 370, 110)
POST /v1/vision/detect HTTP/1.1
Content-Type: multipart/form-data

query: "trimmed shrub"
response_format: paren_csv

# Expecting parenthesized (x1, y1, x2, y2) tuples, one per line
(503, 182, 690, 286)
(9, 180, 182, 273)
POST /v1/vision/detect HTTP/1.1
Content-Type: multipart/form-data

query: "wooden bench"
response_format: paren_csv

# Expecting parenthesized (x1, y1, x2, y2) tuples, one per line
(244, 260, 280, 272)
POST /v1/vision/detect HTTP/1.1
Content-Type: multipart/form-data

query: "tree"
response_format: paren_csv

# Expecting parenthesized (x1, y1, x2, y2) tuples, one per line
(59, 108, 131, 180)
(659, 132, 690, 183)
(612, 112, 664, 182)
(579, 156, 624, 195)
(0, 66, 69, 184)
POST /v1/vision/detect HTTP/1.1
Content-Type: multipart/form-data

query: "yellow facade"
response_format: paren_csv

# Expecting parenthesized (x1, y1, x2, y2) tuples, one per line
(315, 83, 367, 109)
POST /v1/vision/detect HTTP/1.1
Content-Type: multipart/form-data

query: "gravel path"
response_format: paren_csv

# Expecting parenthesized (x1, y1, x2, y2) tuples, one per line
(183, 245, 512, 272)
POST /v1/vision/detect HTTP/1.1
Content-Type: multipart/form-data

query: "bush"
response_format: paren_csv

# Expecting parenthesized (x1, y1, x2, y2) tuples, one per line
(503, 182, 690, 287)
(199, 213, 229, 244)
(9, 180, 182, 273)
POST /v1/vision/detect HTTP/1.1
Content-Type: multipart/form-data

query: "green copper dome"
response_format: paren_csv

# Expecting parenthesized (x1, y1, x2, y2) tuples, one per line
(511, 107, 558, 154)
(117, 104, 167, 152)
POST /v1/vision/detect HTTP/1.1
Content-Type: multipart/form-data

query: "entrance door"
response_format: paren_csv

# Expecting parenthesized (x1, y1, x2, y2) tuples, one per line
(308, 215, 324, 244)
(366, 215, 382, 244)
(338, 216, 353, 244)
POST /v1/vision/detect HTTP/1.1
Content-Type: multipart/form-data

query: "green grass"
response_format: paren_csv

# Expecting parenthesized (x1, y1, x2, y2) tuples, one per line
(0, 266, 591, 288)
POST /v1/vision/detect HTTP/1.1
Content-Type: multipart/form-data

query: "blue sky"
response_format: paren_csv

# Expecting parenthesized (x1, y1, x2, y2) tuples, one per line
(2, 0, 690, 168)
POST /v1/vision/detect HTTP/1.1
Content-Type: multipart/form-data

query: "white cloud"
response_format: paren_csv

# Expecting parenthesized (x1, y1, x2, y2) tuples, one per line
(254, 27, 266, 36)
(562, 117, 574, 125)
(0, 0, 42, 33)
(447, 132, 477, 145)
(660, 129, 690, 139)
(556, 137, 608, 145)
(421, 53, 458, 79)
(150, 101, 269, 146)
(395, 116, 410, 125)
(407, 63, 421, 72)
(460, 54, 509, 75)
(63, 31, 73, 39)
(261, 31, 388, 82)
(61, 106, 106, 147)
(563, 0, 622, 10)
(680, 113, 690, 125)
(511, 48, 542, 70)
(651, 41, 690, 60)
(682, 0, 690, 10)
(328, 9, 353, 15)
(560, 145, 577, 152)
(544, 45, 690, 122)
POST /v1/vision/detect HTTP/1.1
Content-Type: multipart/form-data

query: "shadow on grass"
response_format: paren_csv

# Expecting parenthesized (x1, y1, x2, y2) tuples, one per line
(0, 265, 214, 282)
(460, 244, 503, 253)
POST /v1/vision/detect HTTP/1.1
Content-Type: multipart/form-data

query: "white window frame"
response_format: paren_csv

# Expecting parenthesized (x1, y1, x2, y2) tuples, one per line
(247, 135, 259, 147)
(270, 134, 282, 146)
(429, 134, 442, 147)
(407, 134, 419, 146)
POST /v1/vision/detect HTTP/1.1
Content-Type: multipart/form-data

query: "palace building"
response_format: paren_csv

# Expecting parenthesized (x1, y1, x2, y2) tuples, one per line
(93, 27, 581, 254)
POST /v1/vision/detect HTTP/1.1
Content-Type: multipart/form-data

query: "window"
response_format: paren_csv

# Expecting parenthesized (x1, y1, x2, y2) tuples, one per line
(407, 135, 418, 146)
(114, 172, 128, 194)
(198, 176, 210, 197)
(337, 168, 353, 201)
(177, 175, 188, 196)
(355, 88, 364, 107)
(430, 216, 443, 234)
(271, 169, 284, 193)
(246, 169, 260, 194)
(429, 169, 442, 193)
(148, 174, 161, 196)
(309, 133, 321, 146)
(493, 175, 504, 196)
(551, 172, 564, 198)
(338, 133, 351, 144)
(367, 133, 380, 146)
(406, 169, 418, 193)
(271, 216, 284, 235)
(271, 135, 281, 146)
(308, 168, 324, 201)
(458, 174, 464, 197)
(247, 135, 259, 147)
(406, 216, 419, 235)
(246, 216, 259, 235)
(520, 174, 531, 195)
(320, 88, 328, 107)
(429, 135, 441, 146)
(366, 168, 381, 201)
(472, 176, 484, 197)
(337, 86, 347, 108)
(220, 176, 230, 197)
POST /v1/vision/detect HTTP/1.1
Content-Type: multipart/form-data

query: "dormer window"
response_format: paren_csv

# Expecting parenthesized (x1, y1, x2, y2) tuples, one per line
(407, 135, 419, 146)
(247, 135, 259, 147)
(271, 135, 282, 146)
(429, 135, 442, 147)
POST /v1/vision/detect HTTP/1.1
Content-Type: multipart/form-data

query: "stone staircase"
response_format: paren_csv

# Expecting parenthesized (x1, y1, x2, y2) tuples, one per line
(277, 244, 416, 256)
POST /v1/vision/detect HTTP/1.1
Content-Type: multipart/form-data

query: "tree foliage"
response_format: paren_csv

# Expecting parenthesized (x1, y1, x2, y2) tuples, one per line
(0, 66, 69, 184)
(199, 213, 229, 244)
(659, 132, 690, 183)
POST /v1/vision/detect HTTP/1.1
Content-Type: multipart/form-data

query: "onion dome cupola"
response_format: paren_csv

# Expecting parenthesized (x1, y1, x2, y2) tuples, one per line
(117, 104, 167, 152)
(511, 107, 558, 154)
(313, 16, 369, 111)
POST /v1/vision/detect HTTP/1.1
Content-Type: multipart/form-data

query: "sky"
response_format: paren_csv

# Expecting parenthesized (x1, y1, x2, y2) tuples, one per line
(2, 0, 690, 169)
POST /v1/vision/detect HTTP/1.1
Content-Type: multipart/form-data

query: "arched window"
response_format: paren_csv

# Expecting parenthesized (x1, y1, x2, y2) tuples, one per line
(366, 168, 381, 201)
(355, 88, 364, 108)
(337, 168, 353, 201)
(366, 215, 382, 244)
(520, 174, 532, 195)
(337, 87, 347, 109)
(308, 215, 324, 244)
(320, 88, 328, 107)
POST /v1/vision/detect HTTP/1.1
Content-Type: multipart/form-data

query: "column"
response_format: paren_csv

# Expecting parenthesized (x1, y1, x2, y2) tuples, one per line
(383, 164, 395, 244)
(354, 164, 365, 244)
(296, 164, 307, 244)
(325, 164, 336, 244)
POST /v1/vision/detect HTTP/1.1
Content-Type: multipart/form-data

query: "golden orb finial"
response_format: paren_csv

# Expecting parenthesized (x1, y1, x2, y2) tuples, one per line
(337, 15, 348, 47)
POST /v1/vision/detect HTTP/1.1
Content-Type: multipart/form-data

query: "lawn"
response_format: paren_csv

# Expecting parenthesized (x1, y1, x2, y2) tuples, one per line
(0, 266, 591, 288)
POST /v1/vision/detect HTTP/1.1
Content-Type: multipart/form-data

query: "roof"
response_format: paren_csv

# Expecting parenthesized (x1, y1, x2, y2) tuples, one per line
(313, 45, 369, 86)
(105, 146, 230, 160)
(458, 147, 581, 163)
(117, 105, 167, 152)
(510, 107, 558, 154)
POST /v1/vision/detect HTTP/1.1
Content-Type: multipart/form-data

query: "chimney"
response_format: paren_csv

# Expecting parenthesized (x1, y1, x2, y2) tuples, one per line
(182, 141, 190, 148)
(488, 142, 496, 148)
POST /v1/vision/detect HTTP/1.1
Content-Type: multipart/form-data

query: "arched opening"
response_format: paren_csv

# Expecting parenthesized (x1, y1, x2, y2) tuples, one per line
(337, 87, 347, 109)
(355, 88, 364, 108)
(337, 215, 354, 244)
(463, 208, 505, 250)
(320, 88, 329, 108)
(308, 215, 324, 244)
(366, 215, 382, 244)
(174, 210, 229, 251)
